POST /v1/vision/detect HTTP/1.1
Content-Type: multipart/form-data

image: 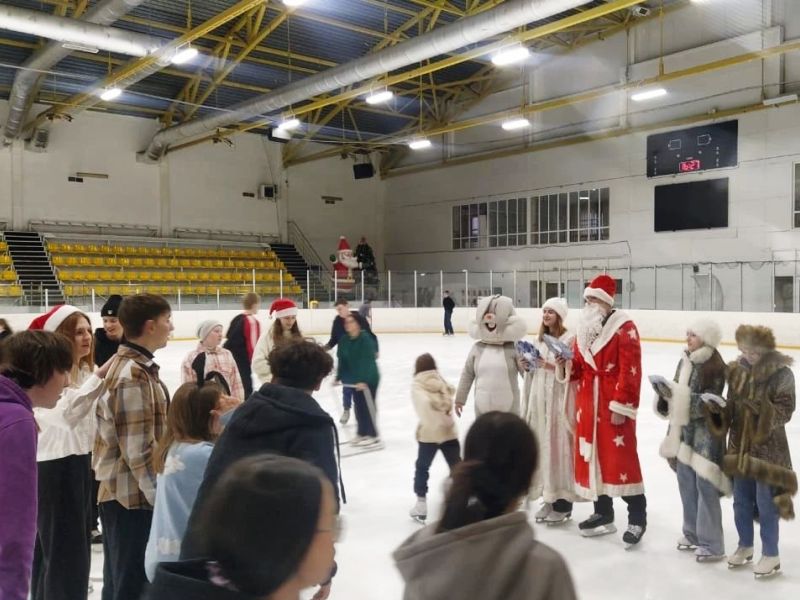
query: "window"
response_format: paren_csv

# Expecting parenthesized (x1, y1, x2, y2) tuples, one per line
(452, 198, 528, 249)
(531, 187, 609, 245)
(794, 164, 800, 228)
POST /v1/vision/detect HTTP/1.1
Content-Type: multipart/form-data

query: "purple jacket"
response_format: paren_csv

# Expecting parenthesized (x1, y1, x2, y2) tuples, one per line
(0, 376, 37, 600)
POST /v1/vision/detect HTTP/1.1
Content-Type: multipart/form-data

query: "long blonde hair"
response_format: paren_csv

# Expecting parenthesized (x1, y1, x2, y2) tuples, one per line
(538, 313, 566, 342)
(55, 311, 95, 381)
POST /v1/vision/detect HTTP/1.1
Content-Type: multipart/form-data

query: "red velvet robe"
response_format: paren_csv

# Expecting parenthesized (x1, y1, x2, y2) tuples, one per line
(571, 311, 645, 499)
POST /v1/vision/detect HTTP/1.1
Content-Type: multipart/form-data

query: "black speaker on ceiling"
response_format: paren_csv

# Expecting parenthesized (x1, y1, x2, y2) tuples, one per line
(353, 163, 375, 179)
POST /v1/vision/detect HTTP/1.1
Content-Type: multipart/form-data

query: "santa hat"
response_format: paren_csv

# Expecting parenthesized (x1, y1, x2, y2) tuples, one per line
(688, 318, 722, 349)
(337, 236, 351, 251)
(29, 305, 81, 332)
(542, 297, 568, 322)
(269, 298, 298, 319)
(583, 274, 616, 306)
(197, 320, 223, 342)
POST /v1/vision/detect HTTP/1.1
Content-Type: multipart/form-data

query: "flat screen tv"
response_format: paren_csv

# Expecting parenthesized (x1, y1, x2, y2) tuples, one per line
(654, 178, 728, 232)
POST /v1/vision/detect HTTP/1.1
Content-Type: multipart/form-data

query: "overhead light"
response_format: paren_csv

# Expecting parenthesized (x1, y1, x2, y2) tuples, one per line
(277, 117, 301, 130)
(763, 94, 798, 107)
(408, 138, 432, 150)
(491, 45, 530, 67)
(61, 42, 99, 54)
(630, 88, 668, 102)
(365, 89, 394, 105)
(501, 117, 530, 131)
(171, 46, 199, 65)
(99, 87, 122, 102)
(283, 0, 308, 6)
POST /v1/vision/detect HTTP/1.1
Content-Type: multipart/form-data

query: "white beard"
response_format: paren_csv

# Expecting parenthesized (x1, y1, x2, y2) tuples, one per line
(577, 304, 605, 355)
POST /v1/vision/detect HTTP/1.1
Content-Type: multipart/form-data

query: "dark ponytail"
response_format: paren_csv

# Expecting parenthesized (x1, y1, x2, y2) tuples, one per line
(437, 412, 538, 533)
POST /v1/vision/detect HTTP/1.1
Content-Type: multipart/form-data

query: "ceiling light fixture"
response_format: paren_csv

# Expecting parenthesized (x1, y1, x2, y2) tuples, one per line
(408, 138, 432, 150)
(277, 117, 301, 130)
(283, 0, 308, 6)
(763, 94, 798, 107)
(630, 88, 668, 102)
(491, 45, 530, 67)
(365, 89, 394, 105)
(501, 117, 530, 131)
(99, 87, 122, 102)
(171, 46, 199, 65)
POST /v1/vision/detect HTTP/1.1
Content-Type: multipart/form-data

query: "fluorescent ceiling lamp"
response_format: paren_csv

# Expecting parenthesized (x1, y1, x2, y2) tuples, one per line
(501, 117, 530, 131)
(365, 90, 394, 105)
(278, 117, 301, 130)
(763, 94, 798, 107)
(284, 0, 308, 6)
(99, 87, 122, 102)
(630, 88, 668, 102)
(408, 138, 432, 150)
(61, 42, 99, 54)
(491, 45, 530, 66)
(171, 46, 199, 65)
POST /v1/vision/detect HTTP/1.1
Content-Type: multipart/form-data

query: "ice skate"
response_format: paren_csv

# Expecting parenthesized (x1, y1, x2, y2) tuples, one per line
(346, 434, 366, 445)
(339, 408, 350, 425)
(695, 547, 725, 563)
(410, 498, 427, 524)
(676, 536, 697, 552)
(543, 511, 572, 526)
(623, 524, 646, 549)
(534, 503, 553, 523)
(727, 546, 754, 569)
(354, 436, 383, 449)
(578, 513, 616, 537)
(753, 556, 780, 579)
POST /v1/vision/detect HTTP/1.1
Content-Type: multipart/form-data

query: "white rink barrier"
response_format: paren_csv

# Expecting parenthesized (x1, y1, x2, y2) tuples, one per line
(2, 307, 800, 348)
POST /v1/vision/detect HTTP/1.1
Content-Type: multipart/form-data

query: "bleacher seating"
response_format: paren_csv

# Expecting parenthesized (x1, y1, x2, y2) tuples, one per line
(0, 240, 22, 298)
(48, 240, 303, 300)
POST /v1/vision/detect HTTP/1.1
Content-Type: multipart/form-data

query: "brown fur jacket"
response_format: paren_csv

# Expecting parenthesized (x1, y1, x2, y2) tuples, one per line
(707, 350, 796, 519)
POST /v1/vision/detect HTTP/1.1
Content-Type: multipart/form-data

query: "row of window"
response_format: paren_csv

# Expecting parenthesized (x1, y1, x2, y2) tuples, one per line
(451, 187, 610, 249)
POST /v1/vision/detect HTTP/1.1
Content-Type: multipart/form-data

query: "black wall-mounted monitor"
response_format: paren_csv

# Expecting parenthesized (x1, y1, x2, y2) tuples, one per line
(647, 120, 738, 177)
(654, 178, 729, 232)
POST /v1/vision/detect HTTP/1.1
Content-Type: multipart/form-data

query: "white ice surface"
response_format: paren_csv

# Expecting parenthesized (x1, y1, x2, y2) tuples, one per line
(90, 333, 800, 598)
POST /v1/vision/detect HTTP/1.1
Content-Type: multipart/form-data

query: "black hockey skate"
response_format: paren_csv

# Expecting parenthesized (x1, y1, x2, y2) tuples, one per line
(623, 524, 646, 550)
(578, 513, 616, 537)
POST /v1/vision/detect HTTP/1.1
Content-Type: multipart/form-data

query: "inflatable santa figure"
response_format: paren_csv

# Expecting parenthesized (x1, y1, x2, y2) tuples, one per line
(330, 236, 360, 292)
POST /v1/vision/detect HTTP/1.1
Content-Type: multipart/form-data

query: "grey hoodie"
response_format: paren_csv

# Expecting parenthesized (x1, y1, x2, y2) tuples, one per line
(393, 511, 577, 600)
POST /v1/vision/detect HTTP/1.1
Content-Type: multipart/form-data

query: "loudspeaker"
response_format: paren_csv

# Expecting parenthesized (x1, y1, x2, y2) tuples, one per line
(353, 163, 375, 179)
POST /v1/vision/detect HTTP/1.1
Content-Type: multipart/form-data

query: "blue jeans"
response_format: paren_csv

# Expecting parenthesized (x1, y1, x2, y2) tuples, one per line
(733, 477, 779, 556)
(342, 386, 354, 410)
(443, 310, 454, 335)
(676, 461, 724, 555)
(414, 440, 461, 497)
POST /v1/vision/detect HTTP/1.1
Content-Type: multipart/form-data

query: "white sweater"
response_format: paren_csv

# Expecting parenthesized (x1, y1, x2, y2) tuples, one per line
(411, 370, 458, 444)
(251, 329, 300, 384)
(33, 365, 105, 462)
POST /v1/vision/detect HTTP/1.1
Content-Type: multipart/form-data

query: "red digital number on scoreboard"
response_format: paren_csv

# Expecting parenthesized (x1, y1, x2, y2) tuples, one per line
(679, 159, 702, 172)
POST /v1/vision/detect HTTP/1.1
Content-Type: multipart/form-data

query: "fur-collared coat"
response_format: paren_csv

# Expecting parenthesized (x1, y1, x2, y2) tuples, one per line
(707, 350, 797, 519)
(655, 346, 729, 494)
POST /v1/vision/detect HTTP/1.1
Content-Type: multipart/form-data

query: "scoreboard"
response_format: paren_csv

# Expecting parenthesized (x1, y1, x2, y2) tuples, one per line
(646, 120, 738, 178)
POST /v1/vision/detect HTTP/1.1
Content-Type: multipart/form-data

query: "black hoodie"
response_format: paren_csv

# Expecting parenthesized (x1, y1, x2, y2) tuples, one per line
(180, 383, 344, 559)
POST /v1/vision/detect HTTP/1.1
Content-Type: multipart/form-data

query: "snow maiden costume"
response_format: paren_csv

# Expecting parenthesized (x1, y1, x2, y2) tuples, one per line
(455, 295, 526, 416)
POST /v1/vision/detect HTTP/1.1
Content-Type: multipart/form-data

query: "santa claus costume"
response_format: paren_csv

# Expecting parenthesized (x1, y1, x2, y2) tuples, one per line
(570, 275, 647, 547)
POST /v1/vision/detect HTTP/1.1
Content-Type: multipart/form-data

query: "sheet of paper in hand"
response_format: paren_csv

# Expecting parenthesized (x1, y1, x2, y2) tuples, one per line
(700, 393, 727, 408)
(516, 340, 540, 372)
(542, 334, 574, 360)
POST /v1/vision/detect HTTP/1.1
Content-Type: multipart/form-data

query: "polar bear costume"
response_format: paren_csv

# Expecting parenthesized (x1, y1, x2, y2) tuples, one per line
(455, 295, 527, 416)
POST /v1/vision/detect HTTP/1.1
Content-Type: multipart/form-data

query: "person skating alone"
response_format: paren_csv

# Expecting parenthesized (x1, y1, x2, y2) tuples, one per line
(654, 319, 729, 562)
(409, 353, 461, 524)
(337, 314, 381, 448)
(706, 325, 795, 578)
(442, 291, 455, 336)
(567, 275, 647, 548)
(520, 298, 578, 526)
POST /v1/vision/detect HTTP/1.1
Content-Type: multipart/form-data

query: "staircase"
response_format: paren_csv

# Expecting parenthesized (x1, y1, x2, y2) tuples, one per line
(270, 242, 326, 299)
(4, 231, 64, 305)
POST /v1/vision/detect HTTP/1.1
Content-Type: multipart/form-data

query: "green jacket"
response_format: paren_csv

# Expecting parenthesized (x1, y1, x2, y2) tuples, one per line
(337, 332, 379, 388)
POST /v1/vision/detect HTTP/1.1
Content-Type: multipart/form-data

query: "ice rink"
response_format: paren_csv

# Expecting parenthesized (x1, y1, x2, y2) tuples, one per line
(90, 333, 800, 598)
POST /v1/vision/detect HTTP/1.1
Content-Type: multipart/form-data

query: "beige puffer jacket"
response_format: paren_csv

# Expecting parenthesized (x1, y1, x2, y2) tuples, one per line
(412, 370, 458, 444)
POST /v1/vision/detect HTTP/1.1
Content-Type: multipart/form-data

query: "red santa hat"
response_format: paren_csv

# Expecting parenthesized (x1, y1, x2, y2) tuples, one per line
(269, 298, 298, 319)
(29, 305, 81, 332)
(337, 236, 351, 251)
(583, 275, 616, 306)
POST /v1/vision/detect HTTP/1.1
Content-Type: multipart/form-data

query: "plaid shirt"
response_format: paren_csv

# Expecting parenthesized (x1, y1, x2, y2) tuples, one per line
(180, 343, 246, 401)
(94, 344, 169, 510)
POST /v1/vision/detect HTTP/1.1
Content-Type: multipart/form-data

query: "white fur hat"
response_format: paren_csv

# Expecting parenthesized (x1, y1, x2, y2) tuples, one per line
(688, 318, 722, 348)
(542, 297, 568, 322)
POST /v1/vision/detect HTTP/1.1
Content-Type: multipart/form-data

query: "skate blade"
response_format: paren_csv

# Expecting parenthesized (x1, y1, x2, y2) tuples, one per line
(340, 445, 384, 458)
(677, 544, 697, 552)
(580, 524, 617, 538)
(411, 516, 427, 525)
(727, 557, 753, 569)
(696, 555, 726, 563)
(545, 515, 573, 526)
(754, 565, 780, 579)
(624, 542, 640, 551)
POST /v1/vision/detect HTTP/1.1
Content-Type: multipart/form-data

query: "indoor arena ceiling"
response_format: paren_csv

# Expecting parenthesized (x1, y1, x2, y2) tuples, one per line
(0, 0, 680, 163)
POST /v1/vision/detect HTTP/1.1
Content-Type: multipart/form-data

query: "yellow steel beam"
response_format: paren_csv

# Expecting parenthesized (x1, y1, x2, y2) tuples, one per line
(23, 0, 268, 132)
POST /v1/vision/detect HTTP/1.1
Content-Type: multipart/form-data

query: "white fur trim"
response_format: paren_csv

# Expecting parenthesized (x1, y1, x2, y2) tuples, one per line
(676, 442, 732, 496)
(688, 346, 714, 365)
(609, 401, 638, 420)
(542, 297, 568, 322)
(272, 307, 298, 319)
(583, 286, 614, 306)
(658, 355, 692, 458)
(579, 437, 593, 462)
(688, 319, 722, 349)
(44, 305, 81, 332)
(574, 480, 645, 500)
(589, 311, 632, 356)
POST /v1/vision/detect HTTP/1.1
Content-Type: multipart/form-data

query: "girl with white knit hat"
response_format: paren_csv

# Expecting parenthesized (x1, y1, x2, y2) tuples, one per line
(519, 297, 579, 525)
(181, 320, 245, 401)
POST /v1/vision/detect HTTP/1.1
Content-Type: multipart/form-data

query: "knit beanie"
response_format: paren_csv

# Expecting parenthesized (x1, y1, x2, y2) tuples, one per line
(197, 320, 223, 343)
(101, 295, 123, 318)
